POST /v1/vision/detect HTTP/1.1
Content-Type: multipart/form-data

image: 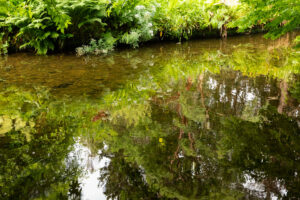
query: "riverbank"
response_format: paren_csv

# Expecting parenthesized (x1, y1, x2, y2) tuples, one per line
(1, 0, 298, 55)
(0, 0, 270, 55)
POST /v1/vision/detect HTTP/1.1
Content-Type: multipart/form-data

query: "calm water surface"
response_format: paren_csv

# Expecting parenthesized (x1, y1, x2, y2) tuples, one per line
(0, 33, 300, 200)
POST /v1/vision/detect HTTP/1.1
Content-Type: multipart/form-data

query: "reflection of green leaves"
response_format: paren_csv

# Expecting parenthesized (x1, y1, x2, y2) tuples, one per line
(229, 46, 300, 80)
(101, 83, 153, 127)
(14, 117, 26, 131)
(0, 87, 48, 140)
(0, 115, 35, 141)
(0, 87, 92, 199)
(89, 42, 300, 199)
(110, 103, 151, 127)
(218, 105, 300, 175)
(0, 115, 13, 136)
(290, 81, 300, 101)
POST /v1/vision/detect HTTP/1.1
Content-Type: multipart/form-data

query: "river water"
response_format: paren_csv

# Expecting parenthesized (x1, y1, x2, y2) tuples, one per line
(0, 33, 299, 200)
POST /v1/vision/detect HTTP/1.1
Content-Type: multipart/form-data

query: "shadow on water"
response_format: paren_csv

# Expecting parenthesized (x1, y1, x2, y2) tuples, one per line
(0, 32, 299, 199)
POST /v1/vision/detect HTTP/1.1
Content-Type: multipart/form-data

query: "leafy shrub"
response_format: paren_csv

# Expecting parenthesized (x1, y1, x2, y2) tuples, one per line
(76, 32, 116, 55)
(0, 33, 8, 54)
(61, 0, 107, 47)
(118, 4, 155, 47)
(77, 1, 156, 52)
(1, 0, 298, 55)
(154, 0, 207, 40)
(233, 0, 300, 39)
(3, 0, 72, 54)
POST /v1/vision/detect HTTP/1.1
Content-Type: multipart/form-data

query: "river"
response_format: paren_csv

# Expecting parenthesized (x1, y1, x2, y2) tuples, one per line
(0, 32, 299, 200)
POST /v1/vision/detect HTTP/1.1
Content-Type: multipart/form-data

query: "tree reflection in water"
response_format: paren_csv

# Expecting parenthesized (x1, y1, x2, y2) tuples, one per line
(93, 45, 300, 199)
(0, 36, 299, 199)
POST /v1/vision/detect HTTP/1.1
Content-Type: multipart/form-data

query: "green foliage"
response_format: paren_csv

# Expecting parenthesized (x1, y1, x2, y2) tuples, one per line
(0, 88, 76, 199)
(3, 0, 73, 54)
(0, 86, 102, 199)
(61, 0, 107, 48)
(154, 0, 205, 40)
(290, 81, 300, 101)
(0, 87, 49, 140)
(294, 35, 300, 49)
(0, 33, 8, 54)
(76, 32, 116, 55)
(1, 0, 298, 54)
(109, 2, 155, 47)
(234, 0, 300, 39)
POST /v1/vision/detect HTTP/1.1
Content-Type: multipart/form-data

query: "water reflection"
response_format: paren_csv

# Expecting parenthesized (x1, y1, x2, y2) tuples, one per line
(0, 33, 299, 199)
(69, 142, 109, 200)
(92, 74, 300, 199)
(0, 88, 99, 199)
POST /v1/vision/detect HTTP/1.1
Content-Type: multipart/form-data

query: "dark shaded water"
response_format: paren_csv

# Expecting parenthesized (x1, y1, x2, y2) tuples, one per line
(0, 33, 300, 200)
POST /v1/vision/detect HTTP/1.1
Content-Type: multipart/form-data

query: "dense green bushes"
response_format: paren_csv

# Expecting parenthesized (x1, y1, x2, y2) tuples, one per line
(0, 0, 298, 55)
(153, 0, 239, 40)
(234, 0, 300, 39)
